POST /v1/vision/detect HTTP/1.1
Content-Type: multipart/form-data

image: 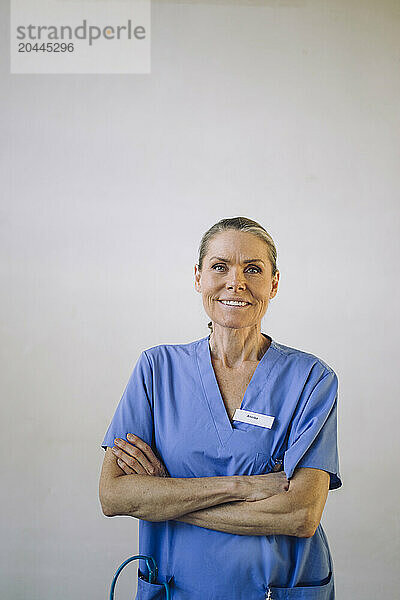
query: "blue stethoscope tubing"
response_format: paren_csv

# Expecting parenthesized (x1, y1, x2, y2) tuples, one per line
(109, 554, 171, 600)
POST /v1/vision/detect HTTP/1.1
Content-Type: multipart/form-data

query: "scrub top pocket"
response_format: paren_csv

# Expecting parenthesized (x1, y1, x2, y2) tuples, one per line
(267, 570, 334, 599)
(135, 570, 174, 600)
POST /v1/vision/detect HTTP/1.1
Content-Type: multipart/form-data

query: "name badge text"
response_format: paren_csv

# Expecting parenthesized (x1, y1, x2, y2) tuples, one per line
(232, 409, 275, 429)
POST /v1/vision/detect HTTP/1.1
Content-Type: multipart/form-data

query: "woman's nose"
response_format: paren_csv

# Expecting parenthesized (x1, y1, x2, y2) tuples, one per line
(225, 267, 247, 290)
(227, 283, 246, 293)
(226, 278, 246, 291)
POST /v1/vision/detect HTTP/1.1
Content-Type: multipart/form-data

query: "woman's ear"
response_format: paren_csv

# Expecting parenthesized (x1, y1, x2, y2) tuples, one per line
(194, 264, 201, 292)
(270, 270, 280, 298)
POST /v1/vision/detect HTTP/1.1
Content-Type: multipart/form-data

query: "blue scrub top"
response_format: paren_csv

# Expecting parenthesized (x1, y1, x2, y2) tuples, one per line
(102, 334, 342, 600)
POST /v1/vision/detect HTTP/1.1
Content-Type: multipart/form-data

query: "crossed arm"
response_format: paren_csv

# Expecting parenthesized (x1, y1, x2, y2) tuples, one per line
(99, 438, 330, 538)
(175, 467, 329, 537)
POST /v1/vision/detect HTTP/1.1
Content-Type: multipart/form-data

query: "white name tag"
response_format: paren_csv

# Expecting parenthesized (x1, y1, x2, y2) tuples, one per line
(233, 408, 275, 429)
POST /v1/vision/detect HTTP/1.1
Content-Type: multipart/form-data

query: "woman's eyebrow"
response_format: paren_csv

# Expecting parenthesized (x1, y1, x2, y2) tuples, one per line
(209, 256, 265, 265)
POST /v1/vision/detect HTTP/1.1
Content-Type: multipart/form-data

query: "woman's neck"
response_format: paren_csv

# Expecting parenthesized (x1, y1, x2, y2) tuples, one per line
(208, 327, 270, 368)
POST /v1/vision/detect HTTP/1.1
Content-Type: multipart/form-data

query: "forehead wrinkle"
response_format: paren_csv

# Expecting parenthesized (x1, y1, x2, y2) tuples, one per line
(209, 256, 265, 265)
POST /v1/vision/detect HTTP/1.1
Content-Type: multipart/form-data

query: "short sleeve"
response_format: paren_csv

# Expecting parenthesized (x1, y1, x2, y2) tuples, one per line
(101, 351, 154, 451)
(283, 368, 342, 490)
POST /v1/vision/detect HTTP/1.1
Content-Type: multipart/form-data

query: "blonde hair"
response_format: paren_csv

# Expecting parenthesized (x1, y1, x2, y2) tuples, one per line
(197, 216, 278, 333)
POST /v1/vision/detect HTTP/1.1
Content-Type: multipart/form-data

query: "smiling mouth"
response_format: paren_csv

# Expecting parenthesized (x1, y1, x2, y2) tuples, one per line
(218, 300, 251, 308)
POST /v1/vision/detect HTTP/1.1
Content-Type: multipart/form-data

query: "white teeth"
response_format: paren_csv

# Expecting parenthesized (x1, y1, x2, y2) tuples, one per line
(220, 300, 249, 306)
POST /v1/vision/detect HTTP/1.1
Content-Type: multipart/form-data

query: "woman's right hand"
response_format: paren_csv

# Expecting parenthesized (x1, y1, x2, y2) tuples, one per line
(236, 471, 289, 502)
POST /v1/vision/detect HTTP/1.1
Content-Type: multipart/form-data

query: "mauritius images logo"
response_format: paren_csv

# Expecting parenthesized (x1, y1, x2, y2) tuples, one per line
(11, 0, 151, 74)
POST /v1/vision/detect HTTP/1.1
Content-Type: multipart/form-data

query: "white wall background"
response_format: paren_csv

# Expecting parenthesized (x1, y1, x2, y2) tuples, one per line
(1, 0, 399, 598)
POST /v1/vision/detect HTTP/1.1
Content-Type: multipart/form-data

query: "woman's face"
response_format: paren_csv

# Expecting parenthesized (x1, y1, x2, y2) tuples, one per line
(194, 230, 279, 331)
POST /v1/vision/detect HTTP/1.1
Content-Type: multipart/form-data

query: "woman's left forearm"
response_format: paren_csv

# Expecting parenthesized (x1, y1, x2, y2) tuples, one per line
(173, 490, 310, 537)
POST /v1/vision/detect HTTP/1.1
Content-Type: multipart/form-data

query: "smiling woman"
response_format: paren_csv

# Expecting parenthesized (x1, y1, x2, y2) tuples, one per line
(193, 221, 281, 374)
(195, 218, 279, 344)
(99, 216, 341, 600)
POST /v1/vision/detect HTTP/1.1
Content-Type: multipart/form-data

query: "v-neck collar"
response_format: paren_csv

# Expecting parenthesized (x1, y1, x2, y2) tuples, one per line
(195, 333, 281, 446)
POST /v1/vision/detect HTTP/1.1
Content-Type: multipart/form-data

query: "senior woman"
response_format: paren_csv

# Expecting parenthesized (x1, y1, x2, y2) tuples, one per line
(99, 216, 342, 600)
